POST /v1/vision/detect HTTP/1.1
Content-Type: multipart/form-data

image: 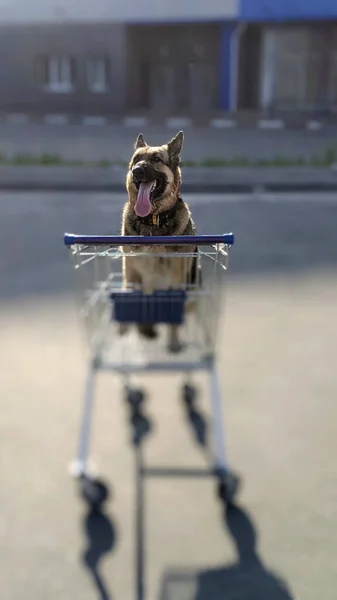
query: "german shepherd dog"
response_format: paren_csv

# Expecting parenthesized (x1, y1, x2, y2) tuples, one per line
(121, 130, 199, 352)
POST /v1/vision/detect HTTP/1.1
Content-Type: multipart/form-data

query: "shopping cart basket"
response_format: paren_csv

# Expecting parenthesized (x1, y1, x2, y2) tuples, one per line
(64, 232, 240, 509)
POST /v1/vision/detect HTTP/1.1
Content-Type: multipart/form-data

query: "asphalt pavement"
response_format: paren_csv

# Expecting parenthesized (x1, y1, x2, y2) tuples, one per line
(0, 191, 337, 600)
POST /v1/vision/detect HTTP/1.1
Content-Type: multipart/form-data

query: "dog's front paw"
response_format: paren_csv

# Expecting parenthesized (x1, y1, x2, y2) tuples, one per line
(168, 339, 183, 354)
(119, 323, 130, 336)
(138, 324, 158, 339)
(168, 327, 183, 353)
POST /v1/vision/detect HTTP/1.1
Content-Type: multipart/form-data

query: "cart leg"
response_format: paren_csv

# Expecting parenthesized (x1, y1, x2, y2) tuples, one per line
(70, 366, 110, 510)
(209, 364, 240, 505)
(70, 365, 97, 479)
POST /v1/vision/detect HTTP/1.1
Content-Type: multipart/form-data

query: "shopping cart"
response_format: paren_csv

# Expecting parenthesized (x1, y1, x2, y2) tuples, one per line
(64, 232, 240, 509)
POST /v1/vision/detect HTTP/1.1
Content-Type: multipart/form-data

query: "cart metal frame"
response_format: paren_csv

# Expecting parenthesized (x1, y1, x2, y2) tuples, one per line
(64, 233, 240, 508)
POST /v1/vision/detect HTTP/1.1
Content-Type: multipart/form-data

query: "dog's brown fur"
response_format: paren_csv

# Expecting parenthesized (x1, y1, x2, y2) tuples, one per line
(120, 130, 198, 352)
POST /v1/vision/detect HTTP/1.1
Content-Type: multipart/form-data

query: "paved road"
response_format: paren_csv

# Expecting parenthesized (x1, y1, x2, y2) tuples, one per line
(0, 123, 337, 162)
(0, 191, 337, 600)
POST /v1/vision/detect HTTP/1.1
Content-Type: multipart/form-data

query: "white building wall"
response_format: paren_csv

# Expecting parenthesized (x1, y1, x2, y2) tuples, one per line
(0, 0, 239, 24)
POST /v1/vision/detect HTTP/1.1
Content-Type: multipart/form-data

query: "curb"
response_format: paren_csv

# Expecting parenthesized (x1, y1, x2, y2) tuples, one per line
(1, 113, 331, 131)
(1, 166, 337, 193)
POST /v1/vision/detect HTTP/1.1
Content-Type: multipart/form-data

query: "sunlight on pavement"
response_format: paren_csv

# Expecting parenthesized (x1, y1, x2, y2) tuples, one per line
(0, 268, 336, 599)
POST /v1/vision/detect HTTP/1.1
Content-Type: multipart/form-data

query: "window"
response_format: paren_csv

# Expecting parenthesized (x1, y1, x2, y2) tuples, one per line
(87, 58, 109, 93)
(36, 56, 75, 93)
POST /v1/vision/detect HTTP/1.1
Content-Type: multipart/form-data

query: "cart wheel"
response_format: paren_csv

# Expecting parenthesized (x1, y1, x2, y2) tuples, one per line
(182, 384, 197, 409)
(125, 388, 145, 409)
(79, 476, 110, 511)
(217, 471, 241, 507)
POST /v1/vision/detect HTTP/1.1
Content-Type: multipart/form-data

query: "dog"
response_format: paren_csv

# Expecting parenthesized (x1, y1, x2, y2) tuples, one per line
(120, 130, 200, 352)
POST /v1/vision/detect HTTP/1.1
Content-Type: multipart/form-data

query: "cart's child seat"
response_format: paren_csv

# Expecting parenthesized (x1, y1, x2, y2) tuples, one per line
(110, 290, 187, 325)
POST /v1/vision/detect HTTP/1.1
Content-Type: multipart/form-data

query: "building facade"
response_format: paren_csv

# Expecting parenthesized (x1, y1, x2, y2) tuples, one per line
(0, 23, 126, 116)
(0, 0, 239, 119)
(0, 0, 337, 120)
(239, 0, 337, 115)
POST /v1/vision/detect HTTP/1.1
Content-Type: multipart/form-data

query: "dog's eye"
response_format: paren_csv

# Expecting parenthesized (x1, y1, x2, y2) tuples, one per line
(153, 156, 161, 163)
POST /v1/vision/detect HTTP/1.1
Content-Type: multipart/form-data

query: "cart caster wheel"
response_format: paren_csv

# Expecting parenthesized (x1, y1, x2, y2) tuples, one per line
(182, 384, 197, 409)
(217, 471, 241, 506)
(79, 476, 110, 511)
(125, 388, 145, 409)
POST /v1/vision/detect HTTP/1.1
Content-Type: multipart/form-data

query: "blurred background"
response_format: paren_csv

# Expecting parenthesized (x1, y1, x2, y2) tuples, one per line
(1, 1, 337, 600)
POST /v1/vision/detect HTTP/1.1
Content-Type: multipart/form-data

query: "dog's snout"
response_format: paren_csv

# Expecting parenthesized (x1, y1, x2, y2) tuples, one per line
(132, 163, 146, 181)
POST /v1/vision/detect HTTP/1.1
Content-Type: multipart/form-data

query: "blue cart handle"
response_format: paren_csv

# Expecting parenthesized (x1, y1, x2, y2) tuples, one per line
(64, 233, 234, 247)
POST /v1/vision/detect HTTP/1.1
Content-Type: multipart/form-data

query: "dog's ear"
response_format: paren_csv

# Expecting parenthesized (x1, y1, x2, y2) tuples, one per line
(167, 130, 184, 160)
(134, 133, 147, 150)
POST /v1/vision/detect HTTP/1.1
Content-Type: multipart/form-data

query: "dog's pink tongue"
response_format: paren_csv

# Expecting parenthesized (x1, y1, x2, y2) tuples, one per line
(135, 182, 152, 217)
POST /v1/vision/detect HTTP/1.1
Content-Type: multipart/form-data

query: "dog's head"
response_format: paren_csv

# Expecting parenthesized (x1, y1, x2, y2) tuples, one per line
(126, 130, 184, 218)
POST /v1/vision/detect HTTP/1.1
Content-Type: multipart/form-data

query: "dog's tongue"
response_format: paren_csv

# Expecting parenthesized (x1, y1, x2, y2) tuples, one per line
(135, 182, 152, 217)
